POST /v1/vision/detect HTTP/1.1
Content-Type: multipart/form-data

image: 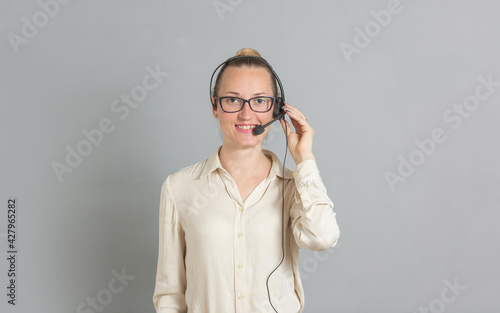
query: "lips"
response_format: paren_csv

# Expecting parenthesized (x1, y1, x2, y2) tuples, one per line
(234, 124, 259, 134)
(235, 124, 257, 130)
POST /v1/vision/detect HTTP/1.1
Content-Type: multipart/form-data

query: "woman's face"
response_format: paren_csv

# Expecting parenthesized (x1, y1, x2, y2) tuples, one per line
(213, 65, 274, 149)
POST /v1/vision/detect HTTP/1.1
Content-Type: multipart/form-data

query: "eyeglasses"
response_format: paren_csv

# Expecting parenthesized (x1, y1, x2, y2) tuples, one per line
(215, 96, 275, 113)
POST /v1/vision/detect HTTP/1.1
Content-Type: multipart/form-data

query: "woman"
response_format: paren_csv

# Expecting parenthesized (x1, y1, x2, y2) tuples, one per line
(153, 48, 340, 313)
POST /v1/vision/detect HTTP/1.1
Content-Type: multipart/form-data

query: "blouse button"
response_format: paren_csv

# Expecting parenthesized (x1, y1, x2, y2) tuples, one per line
(237, 232, 243, 238)
(239, 206, 244, 212)
(237, 263, 243, 269)
(238, 294, 244, 300)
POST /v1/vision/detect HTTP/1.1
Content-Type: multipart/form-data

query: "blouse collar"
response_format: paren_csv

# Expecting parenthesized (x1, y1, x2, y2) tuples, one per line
(199, 145, 294, 180)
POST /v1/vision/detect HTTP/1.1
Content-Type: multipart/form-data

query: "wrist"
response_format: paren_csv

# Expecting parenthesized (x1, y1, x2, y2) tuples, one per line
(295, 153, 315, 165)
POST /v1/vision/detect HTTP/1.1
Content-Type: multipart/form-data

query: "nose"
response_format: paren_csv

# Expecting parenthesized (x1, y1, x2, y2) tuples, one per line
(238, 100, 253, 119)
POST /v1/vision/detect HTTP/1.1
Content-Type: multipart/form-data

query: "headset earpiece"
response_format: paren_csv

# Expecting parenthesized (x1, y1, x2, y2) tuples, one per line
(273, 97, 284, 118)
(211, 96, 217, 110)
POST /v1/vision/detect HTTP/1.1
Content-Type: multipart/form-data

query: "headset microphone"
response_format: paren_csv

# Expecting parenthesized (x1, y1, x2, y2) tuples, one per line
(253, 110, 286, 135)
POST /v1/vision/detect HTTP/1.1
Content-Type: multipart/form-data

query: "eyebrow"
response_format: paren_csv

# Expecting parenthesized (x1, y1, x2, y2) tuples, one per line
(225, 91, 269, 96)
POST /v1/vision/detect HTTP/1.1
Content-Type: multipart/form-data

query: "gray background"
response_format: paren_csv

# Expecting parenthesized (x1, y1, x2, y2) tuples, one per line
(1, 0, 499, 312)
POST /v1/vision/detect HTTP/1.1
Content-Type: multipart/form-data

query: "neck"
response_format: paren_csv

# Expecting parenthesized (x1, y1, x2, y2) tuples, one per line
(219, 144, 271, 178)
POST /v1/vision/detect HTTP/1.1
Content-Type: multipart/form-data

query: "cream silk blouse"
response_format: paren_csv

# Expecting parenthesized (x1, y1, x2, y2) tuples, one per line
(153, 146, 340, 313)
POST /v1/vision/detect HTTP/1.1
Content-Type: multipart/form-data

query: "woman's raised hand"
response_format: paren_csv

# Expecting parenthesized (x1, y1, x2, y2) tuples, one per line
(280, 102, 316, 165)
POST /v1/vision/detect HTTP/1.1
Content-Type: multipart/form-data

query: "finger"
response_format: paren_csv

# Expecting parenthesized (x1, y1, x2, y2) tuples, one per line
(280, 118, 293, 138)
(284, 103, 307, 120)
(284, 109, 308, 127)
(285, 109, 309, 128)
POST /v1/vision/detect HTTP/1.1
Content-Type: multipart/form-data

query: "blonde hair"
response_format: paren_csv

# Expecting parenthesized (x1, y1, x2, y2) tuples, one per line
(235, 48, 262, 58)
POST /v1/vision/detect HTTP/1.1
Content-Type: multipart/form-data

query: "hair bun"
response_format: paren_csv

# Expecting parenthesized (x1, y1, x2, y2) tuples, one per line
(235, 48, 262, 58)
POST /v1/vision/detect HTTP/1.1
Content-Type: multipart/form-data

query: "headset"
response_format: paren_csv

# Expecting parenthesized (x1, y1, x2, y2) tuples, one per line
(209, 55, 289, 313)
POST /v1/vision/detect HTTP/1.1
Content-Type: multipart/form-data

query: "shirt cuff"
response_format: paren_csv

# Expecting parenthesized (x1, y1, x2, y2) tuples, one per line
(293, 159, 321, 184)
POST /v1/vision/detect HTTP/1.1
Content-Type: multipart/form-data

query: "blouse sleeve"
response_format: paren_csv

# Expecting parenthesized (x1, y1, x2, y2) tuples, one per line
(153, 175, 188, 313)
(289, 159, 340, 251)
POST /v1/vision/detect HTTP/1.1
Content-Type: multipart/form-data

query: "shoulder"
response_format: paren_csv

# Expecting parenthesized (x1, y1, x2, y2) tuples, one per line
(162, 158, 209, 194)
(160, 146, 222, 197)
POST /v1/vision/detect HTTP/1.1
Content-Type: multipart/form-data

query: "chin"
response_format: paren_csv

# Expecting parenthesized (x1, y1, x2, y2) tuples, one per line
(237, 139, 261, 148)
(228, 136, 262, 148)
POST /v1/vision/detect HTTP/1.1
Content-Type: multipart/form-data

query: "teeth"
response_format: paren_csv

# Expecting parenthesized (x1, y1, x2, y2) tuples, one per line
(236, 125, 256, 130)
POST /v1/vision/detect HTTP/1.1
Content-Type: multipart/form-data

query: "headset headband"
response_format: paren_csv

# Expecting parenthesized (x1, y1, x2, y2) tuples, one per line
(209, 55, 285, 105)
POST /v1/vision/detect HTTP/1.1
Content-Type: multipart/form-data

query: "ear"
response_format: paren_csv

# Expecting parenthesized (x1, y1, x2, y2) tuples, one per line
(211, 96, 219, 119)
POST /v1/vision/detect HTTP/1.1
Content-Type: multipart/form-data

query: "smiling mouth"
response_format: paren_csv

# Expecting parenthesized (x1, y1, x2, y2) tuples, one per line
(235, 125, 257, 130)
